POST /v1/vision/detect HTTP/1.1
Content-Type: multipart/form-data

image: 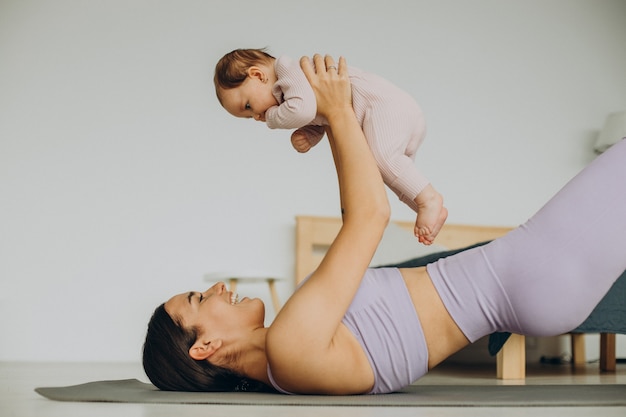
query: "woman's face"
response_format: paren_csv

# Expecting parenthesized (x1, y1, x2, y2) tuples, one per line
(164, 282, 265, 339)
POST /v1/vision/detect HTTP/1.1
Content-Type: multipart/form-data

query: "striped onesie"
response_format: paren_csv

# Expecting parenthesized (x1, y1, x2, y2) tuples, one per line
(265, 56, 428, 212)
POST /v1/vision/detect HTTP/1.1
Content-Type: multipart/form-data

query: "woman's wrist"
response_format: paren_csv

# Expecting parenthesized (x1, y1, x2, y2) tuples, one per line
(323, 104, 355, 126)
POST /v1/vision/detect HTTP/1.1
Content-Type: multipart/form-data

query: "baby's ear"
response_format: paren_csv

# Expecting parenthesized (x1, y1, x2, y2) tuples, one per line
(247, 66, 265, 81)
(189, 339, 223, 361)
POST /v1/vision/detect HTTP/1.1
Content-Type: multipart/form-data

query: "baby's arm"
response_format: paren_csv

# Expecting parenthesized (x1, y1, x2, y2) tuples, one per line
(265, 56, 318, 129)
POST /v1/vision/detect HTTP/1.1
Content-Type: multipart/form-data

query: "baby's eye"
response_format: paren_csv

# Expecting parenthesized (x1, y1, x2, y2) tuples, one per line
(244, 103, 251, 110)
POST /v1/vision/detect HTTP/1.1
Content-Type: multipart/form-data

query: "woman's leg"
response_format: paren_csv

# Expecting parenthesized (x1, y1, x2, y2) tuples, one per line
(428, 139, 626, 340)
(488, 138, 626, 336)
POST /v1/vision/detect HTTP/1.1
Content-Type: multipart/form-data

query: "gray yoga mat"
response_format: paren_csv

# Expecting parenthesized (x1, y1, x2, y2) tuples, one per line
(35, 379, 626, 407)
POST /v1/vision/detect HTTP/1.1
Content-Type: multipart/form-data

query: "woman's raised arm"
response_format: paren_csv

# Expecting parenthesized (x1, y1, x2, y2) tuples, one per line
(266, 55, 390, 394)
(300, 54, 390, 226)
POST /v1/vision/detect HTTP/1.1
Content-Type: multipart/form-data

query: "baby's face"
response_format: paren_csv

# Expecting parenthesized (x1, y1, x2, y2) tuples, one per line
(220, 77, 277, 122)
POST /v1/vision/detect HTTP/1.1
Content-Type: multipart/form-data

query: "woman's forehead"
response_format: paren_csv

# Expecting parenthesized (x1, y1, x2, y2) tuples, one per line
(164, 292, 190, 317)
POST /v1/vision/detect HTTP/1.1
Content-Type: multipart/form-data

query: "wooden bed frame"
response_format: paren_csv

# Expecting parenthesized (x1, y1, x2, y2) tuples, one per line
(295, 215, 513, 285)
(294, 215, 616, 380)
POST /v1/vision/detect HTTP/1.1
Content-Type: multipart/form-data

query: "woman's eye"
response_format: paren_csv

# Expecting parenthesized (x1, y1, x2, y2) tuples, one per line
(199, 294, 204, 302)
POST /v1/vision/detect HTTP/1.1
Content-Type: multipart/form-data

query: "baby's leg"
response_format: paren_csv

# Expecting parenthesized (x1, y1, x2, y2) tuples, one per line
(414, 184, 448, 245)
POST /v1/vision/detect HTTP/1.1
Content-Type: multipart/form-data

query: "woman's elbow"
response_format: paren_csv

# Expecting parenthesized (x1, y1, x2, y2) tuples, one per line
(369, 199, 391, 229)
(380, 203, 392, 226)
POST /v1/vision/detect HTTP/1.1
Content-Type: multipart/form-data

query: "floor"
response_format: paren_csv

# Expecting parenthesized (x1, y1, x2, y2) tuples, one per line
(2, 361, 625, 417)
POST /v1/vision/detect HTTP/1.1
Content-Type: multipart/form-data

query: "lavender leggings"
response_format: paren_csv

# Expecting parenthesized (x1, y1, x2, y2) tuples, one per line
(427, 138, 626, 342)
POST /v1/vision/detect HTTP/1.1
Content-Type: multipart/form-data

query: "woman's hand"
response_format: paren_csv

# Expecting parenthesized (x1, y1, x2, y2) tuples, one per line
(299, 54, 352, 121)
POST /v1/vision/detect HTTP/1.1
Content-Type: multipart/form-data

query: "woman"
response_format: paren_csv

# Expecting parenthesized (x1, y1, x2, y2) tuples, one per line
(143, 54, 626, 395)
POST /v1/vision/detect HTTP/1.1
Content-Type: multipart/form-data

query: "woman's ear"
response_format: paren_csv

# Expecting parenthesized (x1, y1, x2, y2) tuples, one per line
(189, 338, 223, 361)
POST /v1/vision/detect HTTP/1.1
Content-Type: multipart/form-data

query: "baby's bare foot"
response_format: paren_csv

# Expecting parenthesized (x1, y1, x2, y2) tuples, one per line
(414, 186, 448, 245)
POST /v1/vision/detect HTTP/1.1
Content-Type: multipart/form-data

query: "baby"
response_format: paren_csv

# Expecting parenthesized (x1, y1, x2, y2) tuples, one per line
(214, 48, 447, 245)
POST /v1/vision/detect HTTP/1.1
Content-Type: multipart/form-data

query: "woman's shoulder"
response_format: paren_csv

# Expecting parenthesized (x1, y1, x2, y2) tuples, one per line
(266, 322, 375, 395)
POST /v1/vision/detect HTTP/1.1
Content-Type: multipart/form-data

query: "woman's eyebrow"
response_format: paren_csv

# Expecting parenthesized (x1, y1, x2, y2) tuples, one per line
(187, 292, 194, 305)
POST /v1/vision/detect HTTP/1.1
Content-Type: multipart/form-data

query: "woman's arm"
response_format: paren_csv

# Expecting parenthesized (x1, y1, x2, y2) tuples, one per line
(266, 55, 390, 393)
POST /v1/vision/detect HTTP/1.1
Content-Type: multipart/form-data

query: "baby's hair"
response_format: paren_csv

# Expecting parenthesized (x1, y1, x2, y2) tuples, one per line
(214, 48, 275, 103)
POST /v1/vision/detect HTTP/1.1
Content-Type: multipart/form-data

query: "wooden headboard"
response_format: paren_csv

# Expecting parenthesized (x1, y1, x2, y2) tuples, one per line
(295, 215, 513, 285)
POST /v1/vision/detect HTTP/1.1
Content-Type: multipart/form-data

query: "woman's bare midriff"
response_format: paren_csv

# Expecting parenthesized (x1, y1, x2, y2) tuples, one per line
(399, 267, 470, 369)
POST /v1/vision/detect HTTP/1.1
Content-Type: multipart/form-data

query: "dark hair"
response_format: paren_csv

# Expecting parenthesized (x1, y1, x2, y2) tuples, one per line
(142, 303, 273, 392)
(213, 48, 275, 104)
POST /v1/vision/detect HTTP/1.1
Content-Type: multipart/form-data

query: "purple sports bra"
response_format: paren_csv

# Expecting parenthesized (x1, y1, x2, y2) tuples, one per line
(267, 267, 428, 394)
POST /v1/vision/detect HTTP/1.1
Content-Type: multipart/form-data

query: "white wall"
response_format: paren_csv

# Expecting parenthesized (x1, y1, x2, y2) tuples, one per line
(1, 0, 625, 362)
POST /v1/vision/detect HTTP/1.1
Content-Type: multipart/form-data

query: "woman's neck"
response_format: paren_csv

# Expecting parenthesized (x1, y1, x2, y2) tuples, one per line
(237, 327, 271, 385)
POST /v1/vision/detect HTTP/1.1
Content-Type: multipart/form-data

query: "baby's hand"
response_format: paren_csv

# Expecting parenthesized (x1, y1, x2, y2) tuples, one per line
(291, 129, 313, 153)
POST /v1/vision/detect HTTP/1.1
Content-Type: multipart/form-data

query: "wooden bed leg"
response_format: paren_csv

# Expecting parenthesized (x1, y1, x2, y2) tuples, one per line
(600, 333, 616, 372)
(570, 333, 586, 367)
(497, 334, 526, 379)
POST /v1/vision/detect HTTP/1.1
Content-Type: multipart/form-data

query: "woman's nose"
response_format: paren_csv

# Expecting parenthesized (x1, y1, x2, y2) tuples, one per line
(207, 282, 226, 294)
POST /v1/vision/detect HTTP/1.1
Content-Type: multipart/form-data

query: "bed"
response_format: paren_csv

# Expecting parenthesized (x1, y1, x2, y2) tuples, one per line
(295, 215, 513, 285)
(294, 215, 621, 380)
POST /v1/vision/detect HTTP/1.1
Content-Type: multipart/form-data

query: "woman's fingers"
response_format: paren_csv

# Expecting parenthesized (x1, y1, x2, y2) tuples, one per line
(313, 53, 325, 74)
(324, 55, 337, 72)
(300, 55, 314, 77)
(323, 55, 347, 78)
(337, 56, 347, 76)
(300, 54, 346, 77)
